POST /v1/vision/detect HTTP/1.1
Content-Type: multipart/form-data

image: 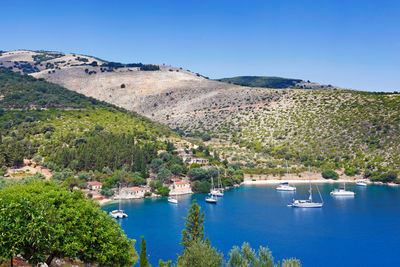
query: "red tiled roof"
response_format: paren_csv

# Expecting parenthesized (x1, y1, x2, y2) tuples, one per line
(88, 181, 102, 186)
(175, 181, 187, 185)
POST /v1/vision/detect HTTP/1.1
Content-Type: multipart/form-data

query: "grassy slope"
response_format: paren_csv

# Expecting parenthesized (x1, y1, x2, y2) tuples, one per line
(181, 89, 400, 174)
(217, 76, 302, 88)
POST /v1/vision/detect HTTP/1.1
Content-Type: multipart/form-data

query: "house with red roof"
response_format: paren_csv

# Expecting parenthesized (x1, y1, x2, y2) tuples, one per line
(88, 181, 102, 190)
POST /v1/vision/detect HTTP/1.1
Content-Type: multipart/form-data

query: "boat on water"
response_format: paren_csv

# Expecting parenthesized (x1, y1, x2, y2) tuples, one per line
(211, 167, 224, 196)
(289, 166, 323, 208)
(277, 182, 296, 191)
(205, 193, 218, 204)
(110, 186, 128, 219)
(109, 209, 128, 219)
(168, 184, 178, 204)
(276, 162, 296, 191)
(168, 196, 178, 204)
(331, 181, 355, 197)
(206, 176, 218, 203)
(356, 179, 368, 186)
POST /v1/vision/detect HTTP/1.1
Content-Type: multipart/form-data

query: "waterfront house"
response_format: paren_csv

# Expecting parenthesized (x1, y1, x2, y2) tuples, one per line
(117, 186, 151, 199)
(88, 181, 102, 190)
(169, 179, 193, 195)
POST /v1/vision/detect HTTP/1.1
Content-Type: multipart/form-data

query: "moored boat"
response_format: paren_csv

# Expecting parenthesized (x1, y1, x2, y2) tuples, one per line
(289, 166, 323, 208)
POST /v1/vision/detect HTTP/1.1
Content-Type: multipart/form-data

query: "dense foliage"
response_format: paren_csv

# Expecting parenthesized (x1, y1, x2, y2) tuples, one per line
(0, 181, 137, 266)
(217, 76, 302, 89)
(0, 70, 112, 109)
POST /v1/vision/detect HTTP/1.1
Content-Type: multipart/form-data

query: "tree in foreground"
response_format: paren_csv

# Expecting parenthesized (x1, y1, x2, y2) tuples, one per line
(177, 239, 223, 267)
(227, 242, 301, 267)
(180, 199, 209, 249)
(0, 181, 138, 266)
(140, 236, 151, 267)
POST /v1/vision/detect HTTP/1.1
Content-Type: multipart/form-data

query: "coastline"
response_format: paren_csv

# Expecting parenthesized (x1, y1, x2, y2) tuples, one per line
(243, 179, 399, 187)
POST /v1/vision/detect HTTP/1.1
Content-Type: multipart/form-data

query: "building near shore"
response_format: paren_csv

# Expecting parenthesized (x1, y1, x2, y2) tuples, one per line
(169, 179, 192, 195)
(88, 181, 102, 190)
(116, 186, 151, 199)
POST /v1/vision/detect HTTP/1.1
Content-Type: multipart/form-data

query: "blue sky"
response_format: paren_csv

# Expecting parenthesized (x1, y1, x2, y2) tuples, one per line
(1, 0, 399, 91)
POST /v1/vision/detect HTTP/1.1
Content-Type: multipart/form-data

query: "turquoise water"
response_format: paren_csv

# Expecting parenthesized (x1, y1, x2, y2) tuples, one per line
(102, 184, 400, 266)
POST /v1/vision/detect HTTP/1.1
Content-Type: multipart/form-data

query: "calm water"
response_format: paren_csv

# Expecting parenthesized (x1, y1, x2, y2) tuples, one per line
(102, 184, 400, 266)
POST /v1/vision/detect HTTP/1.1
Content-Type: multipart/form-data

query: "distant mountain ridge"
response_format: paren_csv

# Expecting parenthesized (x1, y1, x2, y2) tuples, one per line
(217, 76, 302, 89)
(217, 76, 342, 90)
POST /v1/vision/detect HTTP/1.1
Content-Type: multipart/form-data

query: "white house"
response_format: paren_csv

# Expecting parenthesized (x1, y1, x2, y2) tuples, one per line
(117, 186, 151, 199)
(169, 180, 193, 195)
(88, 181, 102, 190)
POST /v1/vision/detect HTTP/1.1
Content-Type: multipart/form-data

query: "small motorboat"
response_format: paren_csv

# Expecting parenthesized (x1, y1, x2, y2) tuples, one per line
(330, 181, 355, 197)
(276, 182, 296, 191)
(168, 196, 178, 204)
(356, 179, 368, 186)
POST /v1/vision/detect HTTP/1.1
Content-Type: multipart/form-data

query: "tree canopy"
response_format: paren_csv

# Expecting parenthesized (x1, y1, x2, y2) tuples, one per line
(0, 181, 137, 266)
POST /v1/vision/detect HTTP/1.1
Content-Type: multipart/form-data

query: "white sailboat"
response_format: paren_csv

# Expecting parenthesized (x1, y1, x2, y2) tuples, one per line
(210, 167, 224, 197)
(289, 166, 323, 208)
(276, 161, 296, 191)
(206, 176, 218, 204)
(331, 181, 355, 197)
(168, 184, 178, 204)
(110, 185, 128, 219)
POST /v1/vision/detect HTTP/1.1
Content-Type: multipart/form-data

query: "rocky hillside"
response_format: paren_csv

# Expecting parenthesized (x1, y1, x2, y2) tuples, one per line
(1, 50, 399, 179)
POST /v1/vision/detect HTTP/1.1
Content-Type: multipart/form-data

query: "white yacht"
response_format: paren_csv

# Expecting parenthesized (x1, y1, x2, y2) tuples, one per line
(110, 186, 128, 218)
(168, 196, 178, 204)
(211, 167, 224, 196)
(277, 162, 296, 191)
(276, 182, 296, 191)
(330, 181, 355, 197)
(205, 193, 217, 204)
(109, 209, 128, 219)
(356, 179, 368, 186)
(206, 176, 218, 204)
(289, 166, 323, 208)
(168, 184, 178, 204)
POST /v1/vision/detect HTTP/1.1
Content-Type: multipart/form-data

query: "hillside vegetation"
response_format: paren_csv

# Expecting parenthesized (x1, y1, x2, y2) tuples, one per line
(0, 70, 111, 109)
(0, 71, 176, 188)
(1, 50, 399, 183)
(217, 76, 302, 88)
(171, 89, 400, 181)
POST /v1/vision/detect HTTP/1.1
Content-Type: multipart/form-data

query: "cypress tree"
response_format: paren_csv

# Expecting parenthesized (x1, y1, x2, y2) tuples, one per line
(140, 236, 151, 267)
(181, 199, 209, 249)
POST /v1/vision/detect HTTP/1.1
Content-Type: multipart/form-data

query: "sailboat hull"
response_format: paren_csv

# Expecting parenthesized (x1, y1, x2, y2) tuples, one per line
(290, 201, 323, 208)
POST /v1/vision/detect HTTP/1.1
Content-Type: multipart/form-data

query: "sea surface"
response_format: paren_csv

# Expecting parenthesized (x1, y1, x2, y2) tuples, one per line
(102, 183, 400, 266)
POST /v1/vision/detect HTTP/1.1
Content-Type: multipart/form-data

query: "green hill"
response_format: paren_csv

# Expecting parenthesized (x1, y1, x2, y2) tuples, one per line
(0, 69, 112, 109)
(0, 71, 176, 180)
(216, 76, 302, 88)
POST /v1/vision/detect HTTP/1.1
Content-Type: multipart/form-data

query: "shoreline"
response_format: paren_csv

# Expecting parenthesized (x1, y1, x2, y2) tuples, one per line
(243, 179, 399, 187)
(98, 179, 399, 206)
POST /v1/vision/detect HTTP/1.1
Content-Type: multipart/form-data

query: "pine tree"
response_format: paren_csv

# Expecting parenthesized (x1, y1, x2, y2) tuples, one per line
(139, 236, 151, 267)
(181, 199, 209, 249)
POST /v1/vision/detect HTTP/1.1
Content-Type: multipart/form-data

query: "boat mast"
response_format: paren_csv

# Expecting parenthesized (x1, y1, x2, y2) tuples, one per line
(119, 184, 122, 210)
(308, 165, 312, 202)
(286, 160, 289, 179)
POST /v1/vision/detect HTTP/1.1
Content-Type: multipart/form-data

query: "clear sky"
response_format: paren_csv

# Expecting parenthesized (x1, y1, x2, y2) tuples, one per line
(1, 0, 399, 91)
